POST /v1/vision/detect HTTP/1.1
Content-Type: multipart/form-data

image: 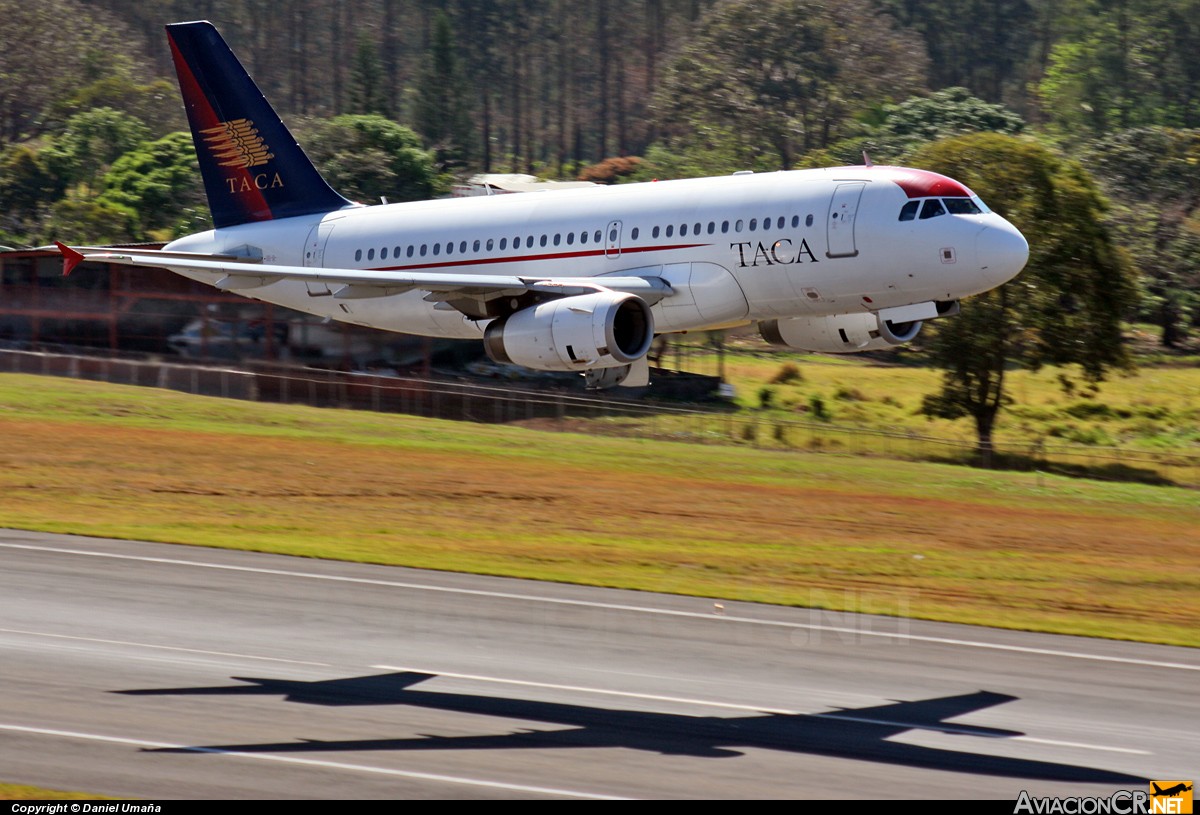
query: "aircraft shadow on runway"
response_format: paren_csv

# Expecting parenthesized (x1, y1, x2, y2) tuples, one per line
(116, 671, 1145, 783)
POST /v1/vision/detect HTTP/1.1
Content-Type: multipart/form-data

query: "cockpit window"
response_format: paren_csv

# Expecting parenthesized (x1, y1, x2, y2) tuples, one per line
(898, 201, 919, 221)
(944, 197, 983, 215)
(919, 199, 946, 219)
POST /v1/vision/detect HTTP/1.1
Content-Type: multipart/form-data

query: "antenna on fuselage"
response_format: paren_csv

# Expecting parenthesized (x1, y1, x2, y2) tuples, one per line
(862, 151, 874, 168)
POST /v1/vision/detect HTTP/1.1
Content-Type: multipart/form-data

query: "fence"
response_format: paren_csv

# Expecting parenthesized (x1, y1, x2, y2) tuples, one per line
(2, 347, 1196, 489)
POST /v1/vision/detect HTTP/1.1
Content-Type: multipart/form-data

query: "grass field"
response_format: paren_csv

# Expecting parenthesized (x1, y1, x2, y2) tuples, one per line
(691, 344, 1200, 453)
(1, 373, 1196, 647)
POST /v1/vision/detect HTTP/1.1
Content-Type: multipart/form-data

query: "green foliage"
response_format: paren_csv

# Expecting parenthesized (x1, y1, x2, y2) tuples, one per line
(911, 133, 1137, 458)
(301, 115, 441, 203)
(45, 194, 137, 244)
(877, 88, 1024, 157)
(881, 0, 1034, 102)
(1084, 127, 1200, 347)
(656, 0, 927, 170)
(414, 11, 474, 173)
(623, 139, 772, 182)
(97, 132, 208, 239)
(0, 144, 60, 239)
(1037, 1, 1200, 141)
(42, 108, 150, 189)
(808, 395, 831, 421)
(347, 35, 390, 118)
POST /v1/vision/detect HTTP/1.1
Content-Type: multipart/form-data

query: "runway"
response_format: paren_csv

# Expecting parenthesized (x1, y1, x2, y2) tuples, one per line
(0, 529, 1194, 799)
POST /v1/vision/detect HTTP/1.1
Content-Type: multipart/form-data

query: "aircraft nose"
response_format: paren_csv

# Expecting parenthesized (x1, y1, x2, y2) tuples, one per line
(975, 219, 1029, 287)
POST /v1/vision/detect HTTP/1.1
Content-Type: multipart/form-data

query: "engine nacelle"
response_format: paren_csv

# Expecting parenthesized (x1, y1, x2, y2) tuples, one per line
(484, 291, 654, 371)
(760, 311, 922, 353)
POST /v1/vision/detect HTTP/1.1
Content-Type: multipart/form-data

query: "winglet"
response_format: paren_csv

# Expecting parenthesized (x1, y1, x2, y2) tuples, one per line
(55, 242, 85, 277)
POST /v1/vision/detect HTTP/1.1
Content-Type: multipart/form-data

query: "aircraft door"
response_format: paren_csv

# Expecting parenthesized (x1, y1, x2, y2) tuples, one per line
(605, 220, 622, 258)
(827, 183, 864, 258)
(302, 221, 336, 296)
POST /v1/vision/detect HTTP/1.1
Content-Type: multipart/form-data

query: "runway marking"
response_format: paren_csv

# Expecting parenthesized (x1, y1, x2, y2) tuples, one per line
(0, 723, 626, 800)
(4, 541, 1198, 672)
(0, 628, 331, 667)
(371, 665, 1150, 755)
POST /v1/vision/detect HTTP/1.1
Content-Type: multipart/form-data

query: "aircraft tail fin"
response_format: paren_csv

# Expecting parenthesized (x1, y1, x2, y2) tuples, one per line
(1153, 784, 1164, 795)
(165, 21, 353, 229)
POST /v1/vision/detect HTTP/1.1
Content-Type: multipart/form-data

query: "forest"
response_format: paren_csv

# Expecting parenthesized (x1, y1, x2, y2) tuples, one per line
(0, 0, 1197, 358)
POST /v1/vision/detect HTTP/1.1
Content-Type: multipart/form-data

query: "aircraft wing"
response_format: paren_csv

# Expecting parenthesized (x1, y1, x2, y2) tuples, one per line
(55, 243, 674, 304)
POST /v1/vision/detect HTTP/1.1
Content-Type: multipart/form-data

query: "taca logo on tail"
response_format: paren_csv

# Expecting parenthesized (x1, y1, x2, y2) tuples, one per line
(166, 21, 351, 228)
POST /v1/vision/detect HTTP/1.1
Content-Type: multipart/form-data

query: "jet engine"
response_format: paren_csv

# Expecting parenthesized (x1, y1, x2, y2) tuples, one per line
(484, 290, 654, 371)
(760, 311, 922, 353)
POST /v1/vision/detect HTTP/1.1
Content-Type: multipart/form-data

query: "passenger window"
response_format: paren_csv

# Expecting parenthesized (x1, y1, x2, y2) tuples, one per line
(899, 201, 919, 221)
(805, 214, 814, 227)
(554, 233, 561, 246)
(608, 228, 617, 242)
(919, 199, 946, 219)
(735, 219, 743, 232)
(749, 218, 757, 231)
(420, 244, 427, 256)
(500, 238, 507, 250)
(407, 246, 414, 257)
(355, 249, 362, 262)
(791, 215, 799, 228)
(540, 235, 548, 247)
(631, 227, 639, 240)
(666, 225, 674, 237)
(680, 224, 688, 236)
(652, 226, 660, 239)
(367, 248, 375, 260)
(432, 244, 440, 256)
(473, 240, 480, 252)
(447, 242, 455, 255)
(708, 222, 715, 234)
(581, 231, 588, 244)
(460, 241, 467, 253)
(566, 232, 575, 245)
(394, 246, 401, 257)
(594, 230, 602, 243)
(527, 236, 535, 248)
(721, 221, 729, 233)
(777, 216, 785, 229)
(694, 222, 701, 234)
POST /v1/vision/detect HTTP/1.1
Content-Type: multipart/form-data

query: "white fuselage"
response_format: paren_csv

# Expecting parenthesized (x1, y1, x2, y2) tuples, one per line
(165, 167, 1025, 340)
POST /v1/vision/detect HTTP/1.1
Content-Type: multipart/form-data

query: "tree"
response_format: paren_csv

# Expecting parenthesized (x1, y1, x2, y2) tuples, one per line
(1037, 0, 1200, 141)
(0, 144, 60, 240)
(347, 35, 390, 118)
(881, 0, 1035, 104)
(874, 88, 1025, 158)
(655, 0, 927, 170)
(1085, 127, 1200, 347)
(300, 115, 442, 203)
(911, 133, 1136, 462)
(42, 108, 150, 191)
(97, 132, 208, 240)
(414, 10, 475, 172)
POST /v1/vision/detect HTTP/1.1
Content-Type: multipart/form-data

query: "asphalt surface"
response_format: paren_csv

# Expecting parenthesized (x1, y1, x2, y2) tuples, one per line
(0, 529, 1195, 799)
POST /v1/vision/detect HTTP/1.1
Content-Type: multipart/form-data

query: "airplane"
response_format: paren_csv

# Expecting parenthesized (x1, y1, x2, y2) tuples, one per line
(1152, 783, 1193, 797)
(57, 21, 1029, 389)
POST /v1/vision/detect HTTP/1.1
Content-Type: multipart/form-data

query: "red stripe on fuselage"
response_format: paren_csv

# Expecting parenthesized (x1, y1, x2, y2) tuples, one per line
(167, 32, 273, 223)
(363, 242, 708, 273)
